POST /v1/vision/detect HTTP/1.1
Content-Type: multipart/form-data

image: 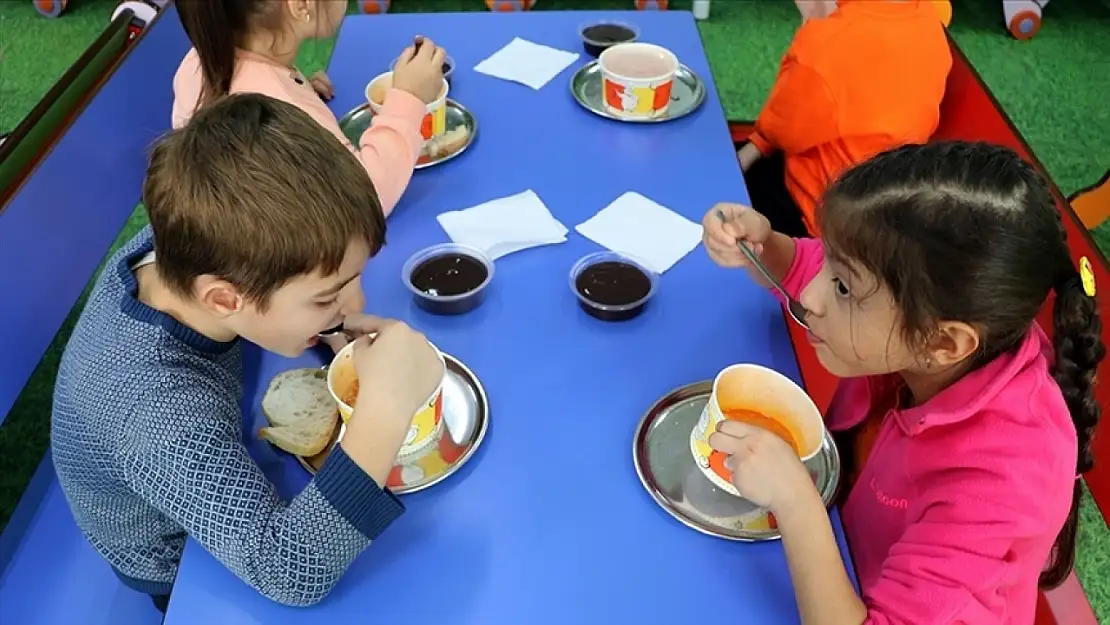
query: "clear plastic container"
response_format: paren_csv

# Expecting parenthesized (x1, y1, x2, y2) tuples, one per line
(402, 243, 494, 315)
(569, 251, 658, 321)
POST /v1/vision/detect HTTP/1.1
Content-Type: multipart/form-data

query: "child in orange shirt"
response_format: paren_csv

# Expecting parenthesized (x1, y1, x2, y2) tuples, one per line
(740, 0, 952, 236)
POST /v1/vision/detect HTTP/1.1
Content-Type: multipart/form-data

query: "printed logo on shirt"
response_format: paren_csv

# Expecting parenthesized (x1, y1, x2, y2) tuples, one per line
(870, 477, 909, 510)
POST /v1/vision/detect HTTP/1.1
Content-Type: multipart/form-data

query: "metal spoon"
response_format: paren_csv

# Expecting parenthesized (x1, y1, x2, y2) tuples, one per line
(715, 209, 809, 328)
(318, 323, 348, 339)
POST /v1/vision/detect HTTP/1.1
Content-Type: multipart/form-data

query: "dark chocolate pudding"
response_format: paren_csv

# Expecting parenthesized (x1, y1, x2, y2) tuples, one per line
(409, 253, 489, 315)
(581, 23, 637, 57)
(575, 261, 652, 321)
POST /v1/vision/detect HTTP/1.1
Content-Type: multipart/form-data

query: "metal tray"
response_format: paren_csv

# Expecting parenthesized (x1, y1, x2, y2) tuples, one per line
(570, 61, 706, 123)
(337, 98, 477, 169)
(297, 353, 490, 495)
(633, 381, 840, 541)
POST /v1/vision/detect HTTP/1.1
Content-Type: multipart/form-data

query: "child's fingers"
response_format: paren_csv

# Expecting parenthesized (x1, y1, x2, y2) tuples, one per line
(415, 37, 438, 61)
(705, 219, 741, 250)
(395, 46, 416, 68)
(430, 45, 447, 69)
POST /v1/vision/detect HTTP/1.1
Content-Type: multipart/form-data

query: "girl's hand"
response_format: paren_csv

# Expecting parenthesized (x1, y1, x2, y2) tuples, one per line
(393, 37, 447, 104)
(708, 420, 815, 514)
(309, 71, 335, 100)
(702, 202, 772, 269)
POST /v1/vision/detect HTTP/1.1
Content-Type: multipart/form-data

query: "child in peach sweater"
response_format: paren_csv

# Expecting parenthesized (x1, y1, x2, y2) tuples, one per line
(173, 0, 445, 216)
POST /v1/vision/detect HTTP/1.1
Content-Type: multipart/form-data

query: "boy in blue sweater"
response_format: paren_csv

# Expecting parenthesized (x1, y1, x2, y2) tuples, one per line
(50, 94, 442, 611)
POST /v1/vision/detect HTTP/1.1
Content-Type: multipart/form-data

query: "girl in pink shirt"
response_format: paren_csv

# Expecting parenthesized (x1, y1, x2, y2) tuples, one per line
(702, 141, 1104, 624)
(173, 1, 445, 216)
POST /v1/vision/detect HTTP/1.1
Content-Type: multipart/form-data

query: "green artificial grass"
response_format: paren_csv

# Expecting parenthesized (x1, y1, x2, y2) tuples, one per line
(1, 0, 1109, 617)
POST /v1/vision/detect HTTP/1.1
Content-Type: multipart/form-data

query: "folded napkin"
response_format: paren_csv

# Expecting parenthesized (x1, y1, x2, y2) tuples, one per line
(437, 190, 569, 260)
(473, 37, 580, 90)
(575, 192, 703, 274)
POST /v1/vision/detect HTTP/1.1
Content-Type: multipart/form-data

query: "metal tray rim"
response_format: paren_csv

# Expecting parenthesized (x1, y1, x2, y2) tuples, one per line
(632, 379, 841, 542)
(570, 61, 707, 124)
(294, 352, 490, 495)
(336, 98, 478, 170)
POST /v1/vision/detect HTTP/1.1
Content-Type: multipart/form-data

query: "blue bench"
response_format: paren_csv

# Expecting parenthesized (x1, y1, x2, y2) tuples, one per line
(0, 8, 189, 624)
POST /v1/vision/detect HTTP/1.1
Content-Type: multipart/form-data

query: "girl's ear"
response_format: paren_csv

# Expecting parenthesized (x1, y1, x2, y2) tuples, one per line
(927, 321, 981, 368)
(284, 0, 312, 22)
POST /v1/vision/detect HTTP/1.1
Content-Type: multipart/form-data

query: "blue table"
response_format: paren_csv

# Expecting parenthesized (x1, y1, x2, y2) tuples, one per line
(166, 11, 853, 625)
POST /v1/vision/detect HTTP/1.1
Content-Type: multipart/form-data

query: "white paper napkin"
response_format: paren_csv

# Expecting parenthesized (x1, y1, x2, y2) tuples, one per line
(437, 190, 569, 260)
(473, 38, 580, 90)
(575, 192, 703, 274)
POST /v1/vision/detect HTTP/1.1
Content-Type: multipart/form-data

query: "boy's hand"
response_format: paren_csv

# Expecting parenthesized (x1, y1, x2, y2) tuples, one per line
(308, 71, 335, 101)
(737, 142, 762, 172)
(338, 318, 442, 486)
(702, 203, 772, 269)
(350, 320, 441, 422)
(392, 37, 446, 104)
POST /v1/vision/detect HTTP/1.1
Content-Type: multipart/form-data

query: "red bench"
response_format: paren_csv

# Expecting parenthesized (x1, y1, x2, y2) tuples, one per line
(729, 38, 1105, 625)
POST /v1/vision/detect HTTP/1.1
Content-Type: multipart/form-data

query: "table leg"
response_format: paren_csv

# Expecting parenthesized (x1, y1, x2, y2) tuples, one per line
(485, 0, 534, 10)
(1003, 0, 1044, 40)
(693, 0, 710, 19)
(34, 0, 67, 17)
(357, 0, 391, 14)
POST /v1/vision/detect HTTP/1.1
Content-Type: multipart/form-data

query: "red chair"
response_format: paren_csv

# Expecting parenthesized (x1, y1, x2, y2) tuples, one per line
(728, 37, 1104, 625)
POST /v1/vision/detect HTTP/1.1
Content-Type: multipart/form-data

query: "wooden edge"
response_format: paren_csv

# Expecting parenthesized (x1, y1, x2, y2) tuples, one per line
(0, 7, 170, 211)
(1068, 168, 1110, 229)
(0, 12, 131, 163)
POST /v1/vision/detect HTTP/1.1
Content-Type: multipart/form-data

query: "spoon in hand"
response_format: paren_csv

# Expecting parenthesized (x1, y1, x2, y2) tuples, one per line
(715, 209, 809, 328)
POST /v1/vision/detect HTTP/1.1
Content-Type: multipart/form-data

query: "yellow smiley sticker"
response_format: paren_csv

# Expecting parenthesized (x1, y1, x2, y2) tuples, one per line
(1080, 256, 1096, 298)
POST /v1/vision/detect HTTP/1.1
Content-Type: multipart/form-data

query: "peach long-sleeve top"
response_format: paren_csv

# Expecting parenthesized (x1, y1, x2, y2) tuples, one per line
(172, 48, 423, 216)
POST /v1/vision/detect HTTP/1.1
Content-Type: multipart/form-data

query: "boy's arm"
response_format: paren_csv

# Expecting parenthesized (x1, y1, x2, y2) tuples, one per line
(750, 55, 839, 157)
(123, 382, 404, 607)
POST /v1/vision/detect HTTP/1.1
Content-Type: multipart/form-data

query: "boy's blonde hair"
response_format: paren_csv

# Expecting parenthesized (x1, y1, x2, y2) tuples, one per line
(143, 93, 385, 309)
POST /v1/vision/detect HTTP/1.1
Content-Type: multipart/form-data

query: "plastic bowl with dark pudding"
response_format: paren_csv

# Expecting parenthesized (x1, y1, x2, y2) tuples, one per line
(579, 22, 640, 58)
(570, 252, 658, 321)
(402, 243, 494, 315)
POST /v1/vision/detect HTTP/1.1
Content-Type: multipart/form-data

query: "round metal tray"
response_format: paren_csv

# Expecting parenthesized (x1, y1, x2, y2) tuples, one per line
(337, 98, 477, 169)
(633, 380, 840, 541)
(296, 353, 489, 495)
(570, 61, 706, 123)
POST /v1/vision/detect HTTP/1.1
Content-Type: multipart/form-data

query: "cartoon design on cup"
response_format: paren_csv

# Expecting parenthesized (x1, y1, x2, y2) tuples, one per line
(598, 42, 678, 119)
(605, 80, 674, 116)
(328, 338, 447, 457)
(366, 71, 449, 142)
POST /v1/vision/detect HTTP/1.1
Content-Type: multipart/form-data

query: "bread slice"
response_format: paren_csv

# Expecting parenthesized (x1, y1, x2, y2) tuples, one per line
(258, 368, 337, 457)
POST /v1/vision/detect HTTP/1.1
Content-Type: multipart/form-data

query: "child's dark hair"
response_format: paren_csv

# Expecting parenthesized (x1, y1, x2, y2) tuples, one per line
(819, 141, 1104, 589)
(177, 0, 286, 103)
(144, 93, 385, 309)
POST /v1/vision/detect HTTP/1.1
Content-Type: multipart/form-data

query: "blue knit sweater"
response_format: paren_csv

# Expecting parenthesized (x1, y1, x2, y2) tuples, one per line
(51, 228, 404, 606)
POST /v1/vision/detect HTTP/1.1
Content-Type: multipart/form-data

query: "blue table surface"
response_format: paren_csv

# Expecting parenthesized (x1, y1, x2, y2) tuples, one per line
(166, 10, 854, 625)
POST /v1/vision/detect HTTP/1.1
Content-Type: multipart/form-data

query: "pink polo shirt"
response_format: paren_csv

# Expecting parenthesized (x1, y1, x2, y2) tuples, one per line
(172, 48, 424, 216)
(780, 237, 1076, 624)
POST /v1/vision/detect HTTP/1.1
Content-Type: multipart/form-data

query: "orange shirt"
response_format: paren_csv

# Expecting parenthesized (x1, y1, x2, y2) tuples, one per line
(750, 0, 952, 234)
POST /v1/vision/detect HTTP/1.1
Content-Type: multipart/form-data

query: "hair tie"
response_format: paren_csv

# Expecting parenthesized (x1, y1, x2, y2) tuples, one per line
(1080, 256, 1097, 297)
(1057, 257, 1096, 298)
